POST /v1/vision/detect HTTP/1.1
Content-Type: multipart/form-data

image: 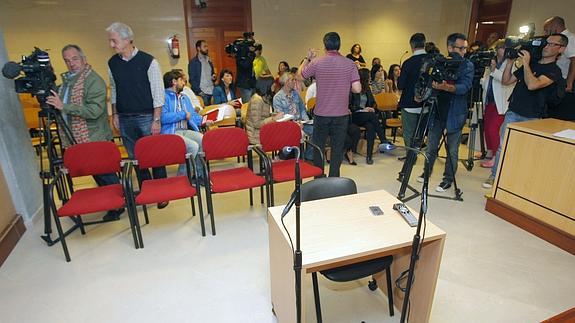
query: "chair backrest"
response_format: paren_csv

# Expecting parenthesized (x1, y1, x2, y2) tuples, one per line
(240, 103, 249, 125)
(374, 92, 399, 111)
(197, 95, 205, 108)
(64, 141, 121, 177)
(134, 134, 186, 168)
(259, 121, 302, 152)
(202, 127, 249, 160)
(301, 177, 357, 202)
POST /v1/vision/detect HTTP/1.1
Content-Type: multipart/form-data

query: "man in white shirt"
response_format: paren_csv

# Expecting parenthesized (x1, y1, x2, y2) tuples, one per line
(544, 16, 575, 120)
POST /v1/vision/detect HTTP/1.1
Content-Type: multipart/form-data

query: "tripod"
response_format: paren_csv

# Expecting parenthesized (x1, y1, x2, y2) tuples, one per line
(36, 103, 79, 246)
(462, 77, 486, 171)
(397, 96, 463, 203)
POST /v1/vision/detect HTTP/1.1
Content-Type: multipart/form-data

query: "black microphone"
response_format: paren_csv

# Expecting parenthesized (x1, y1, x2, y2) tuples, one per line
(281, 190, 297, 218)
(399, 51, 409, 66)
(278, 145, 300, 161)
(2, 62, 22, 79)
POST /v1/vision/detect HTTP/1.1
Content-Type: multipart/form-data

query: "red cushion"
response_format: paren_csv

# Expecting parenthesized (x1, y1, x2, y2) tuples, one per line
(271, 160, 323, 183)
(135, 176, 197, 205)
(209, 167, 266, 193)
(57, 184, 125, 217)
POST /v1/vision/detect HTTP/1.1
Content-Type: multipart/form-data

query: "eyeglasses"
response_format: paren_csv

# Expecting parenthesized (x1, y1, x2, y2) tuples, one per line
(545, 42, 565, 48)
(452, 46, 468, 51)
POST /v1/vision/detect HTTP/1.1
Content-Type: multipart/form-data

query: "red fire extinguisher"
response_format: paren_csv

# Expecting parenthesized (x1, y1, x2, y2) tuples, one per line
(169, 35, 180, 59)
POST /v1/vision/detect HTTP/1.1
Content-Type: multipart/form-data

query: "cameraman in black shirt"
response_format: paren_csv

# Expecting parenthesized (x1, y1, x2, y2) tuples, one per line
(483, 33, 567, 188)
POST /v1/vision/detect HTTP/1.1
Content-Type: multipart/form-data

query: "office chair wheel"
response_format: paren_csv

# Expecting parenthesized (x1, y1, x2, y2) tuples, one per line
(368, 279, 378, 291)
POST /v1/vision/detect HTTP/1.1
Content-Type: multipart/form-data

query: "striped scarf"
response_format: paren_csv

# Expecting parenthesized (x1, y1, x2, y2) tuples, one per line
(68, 65, 92, 144)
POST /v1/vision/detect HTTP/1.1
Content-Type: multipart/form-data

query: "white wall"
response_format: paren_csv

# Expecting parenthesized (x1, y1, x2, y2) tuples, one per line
(252, 0, 471, 73)
(508, 0, 575, 37)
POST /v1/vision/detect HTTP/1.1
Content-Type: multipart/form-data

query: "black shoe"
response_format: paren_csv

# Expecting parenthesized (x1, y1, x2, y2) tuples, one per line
(366, 157, 374, 165)
(157, 201, 169, 209)
(436, 180, 452, 192)
(344, 152, 357, 165)
(102, 208, 124, 222)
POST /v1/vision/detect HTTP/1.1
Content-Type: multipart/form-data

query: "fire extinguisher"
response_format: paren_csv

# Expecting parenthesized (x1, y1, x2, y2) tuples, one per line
(169, 35, 180, 59)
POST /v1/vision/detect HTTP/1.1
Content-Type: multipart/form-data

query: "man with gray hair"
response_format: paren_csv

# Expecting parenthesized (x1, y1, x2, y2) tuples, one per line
(46, 44, 123, 221)
(106, 22, 169, 209)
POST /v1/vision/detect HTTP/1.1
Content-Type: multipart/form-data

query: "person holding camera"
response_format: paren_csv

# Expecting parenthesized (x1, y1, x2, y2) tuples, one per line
(424, 33, 474, 193)
(479, 39, 516, 168)
(483, 33, 567, 188)
(188, 40, 216, 106)
(46, 44, 122, 221)
(235, 34, 257, 103)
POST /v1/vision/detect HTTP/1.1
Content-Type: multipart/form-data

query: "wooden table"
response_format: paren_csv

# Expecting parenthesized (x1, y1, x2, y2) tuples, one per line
(486, 118, 575, 255)
(268, 189, 446, 322)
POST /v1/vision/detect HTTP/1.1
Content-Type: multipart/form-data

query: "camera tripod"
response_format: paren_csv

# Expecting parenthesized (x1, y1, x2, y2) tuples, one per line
(36, 104, 79, 246)
(397, 97, 463, 203)
(462, 77, 487, 171)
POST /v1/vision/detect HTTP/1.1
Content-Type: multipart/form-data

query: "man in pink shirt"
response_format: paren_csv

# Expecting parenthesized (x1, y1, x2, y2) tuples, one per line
(299, 32, 361, 177)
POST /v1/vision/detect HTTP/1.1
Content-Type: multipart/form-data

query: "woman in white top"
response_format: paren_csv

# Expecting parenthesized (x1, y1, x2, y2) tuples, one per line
(480, 39, 516, 168)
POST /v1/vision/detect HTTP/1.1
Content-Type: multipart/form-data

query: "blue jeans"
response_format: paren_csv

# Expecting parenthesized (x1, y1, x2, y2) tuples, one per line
(313, 115, 348, 177)
(118, 114, 166, 181)
(174, 129, 204, 177)
(490, 111, 538, 178)
(426, 117, 463, 183)
(302, 123, 314, 160)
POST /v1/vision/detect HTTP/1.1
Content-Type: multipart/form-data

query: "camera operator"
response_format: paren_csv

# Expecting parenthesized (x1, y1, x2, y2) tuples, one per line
(479, 39, 516, 168)
(544, 16, 575, 120)
(45, 44, 123, 221)
(398, 33, 428, 151)
(425, 33, 474, 193)
(483, 33, 567, 188)
(188, 40, 216, 106)
(235, 34, 257, 103)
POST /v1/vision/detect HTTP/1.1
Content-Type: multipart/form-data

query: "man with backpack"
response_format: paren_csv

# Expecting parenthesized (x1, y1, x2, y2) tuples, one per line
(482, 33, 567, 189)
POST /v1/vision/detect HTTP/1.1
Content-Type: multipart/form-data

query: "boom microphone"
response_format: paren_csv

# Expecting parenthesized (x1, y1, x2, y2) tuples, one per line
(2, 62, 22, 79)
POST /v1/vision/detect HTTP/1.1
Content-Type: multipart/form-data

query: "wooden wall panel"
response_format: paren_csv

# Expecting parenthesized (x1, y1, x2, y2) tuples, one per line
(184, 0, 252, 77)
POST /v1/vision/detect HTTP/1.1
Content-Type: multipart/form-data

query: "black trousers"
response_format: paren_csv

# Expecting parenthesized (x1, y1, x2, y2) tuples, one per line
(313, 115, 348, 177)
(351, 111, 387, 158)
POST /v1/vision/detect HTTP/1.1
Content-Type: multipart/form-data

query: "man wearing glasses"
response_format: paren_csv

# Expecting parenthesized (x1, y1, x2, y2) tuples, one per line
(483, 33, 567, 188)
(423, 33, 474, 193)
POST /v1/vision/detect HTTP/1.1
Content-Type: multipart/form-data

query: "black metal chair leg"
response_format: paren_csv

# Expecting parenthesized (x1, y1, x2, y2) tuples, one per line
(386, 266, 394, 316)
(249, 188, 253, 206)
(312, 272, 323, 323)
(206, 191, 216, 236)
(77, 216, 86, 235)
(193, 197, 206, 237)
(142, 204, 149, 224)
(270, 184, 275, 207)
(125, 201, 139, 249)
(191, 197, 196, 217)
(53, 214, 71, 262)
(260, 185, 264, 204)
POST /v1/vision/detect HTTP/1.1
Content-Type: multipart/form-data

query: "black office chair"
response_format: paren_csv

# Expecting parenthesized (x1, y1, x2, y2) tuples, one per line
(301, 177, 394, 322)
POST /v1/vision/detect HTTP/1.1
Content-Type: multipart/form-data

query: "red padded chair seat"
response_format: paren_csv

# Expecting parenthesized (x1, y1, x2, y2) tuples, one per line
(135, 176, 197, 205)
(209, 167, 266, 193)
(272, 160, 323, 183)
(57, 184, 125, 217)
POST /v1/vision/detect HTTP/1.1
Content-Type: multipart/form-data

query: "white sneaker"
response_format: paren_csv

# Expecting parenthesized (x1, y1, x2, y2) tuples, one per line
(482, 176, 494, 189)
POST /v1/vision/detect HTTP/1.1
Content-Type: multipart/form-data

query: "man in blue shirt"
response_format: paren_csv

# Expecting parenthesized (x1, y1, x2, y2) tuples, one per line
(425, 33, 474, 192)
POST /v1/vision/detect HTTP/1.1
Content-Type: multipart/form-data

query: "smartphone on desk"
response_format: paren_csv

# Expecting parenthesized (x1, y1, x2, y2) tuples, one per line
(369, 206, 384, 216)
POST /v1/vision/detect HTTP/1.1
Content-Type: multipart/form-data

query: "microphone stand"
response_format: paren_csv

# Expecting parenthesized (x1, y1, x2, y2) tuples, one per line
(279, 147, 302, 323)
(399, 147, 429, 323)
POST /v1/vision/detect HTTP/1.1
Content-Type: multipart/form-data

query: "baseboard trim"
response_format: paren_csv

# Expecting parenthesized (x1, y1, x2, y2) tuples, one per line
(485, 198, 575, 256)
(0, 214, 27, 267)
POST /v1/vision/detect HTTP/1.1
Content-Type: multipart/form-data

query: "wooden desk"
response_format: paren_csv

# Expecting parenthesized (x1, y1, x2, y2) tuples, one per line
(268, 189, 446, 322)
(486, 118, 575, 255)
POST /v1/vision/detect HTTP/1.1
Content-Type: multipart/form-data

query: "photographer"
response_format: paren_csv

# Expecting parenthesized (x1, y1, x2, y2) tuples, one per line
(479, 39, 516, 168)
(235, 33, 257, 103)
(425, 33, 474, 192)
(483, 33, 567, 188)
(46, 44, 123, 221)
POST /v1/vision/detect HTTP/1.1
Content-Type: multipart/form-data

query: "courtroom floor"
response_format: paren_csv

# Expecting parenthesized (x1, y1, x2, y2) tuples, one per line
(1, 141, 574, 323)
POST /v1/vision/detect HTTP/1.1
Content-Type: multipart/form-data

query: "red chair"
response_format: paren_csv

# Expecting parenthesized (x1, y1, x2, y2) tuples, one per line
(130, 134, 205, 238)
(49, 141, 139, 262)
(200, 127, 268, 235)
(258, 121, 324, 206)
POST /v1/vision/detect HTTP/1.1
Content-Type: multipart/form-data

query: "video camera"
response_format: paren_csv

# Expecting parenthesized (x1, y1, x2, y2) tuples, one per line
(415, 53, 462, 102)
(1, 47, 57, 107)
(504, 36, 546, 61)
(225, 32, 258, 61)
(468, 50, 496, 80)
